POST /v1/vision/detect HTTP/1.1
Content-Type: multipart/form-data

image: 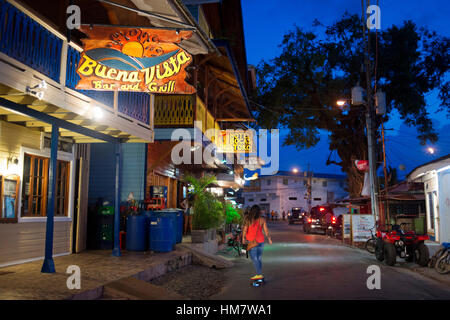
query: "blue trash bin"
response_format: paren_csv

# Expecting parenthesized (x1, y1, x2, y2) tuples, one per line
(149, 213, 174, 252)
(126, 215, 148, 251)
(161, 210, 177, 247)
(163, 209, 183, 244)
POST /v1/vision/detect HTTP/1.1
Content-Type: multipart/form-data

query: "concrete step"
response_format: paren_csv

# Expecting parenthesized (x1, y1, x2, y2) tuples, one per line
(103, 276, 187, 300)
(179, 243, 234, 269)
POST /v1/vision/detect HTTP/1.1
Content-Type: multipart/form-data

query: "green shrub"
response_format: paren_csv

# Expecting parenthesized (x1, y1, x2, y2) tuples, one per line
(184, 173, 225, 230)
(225, 202, 243, 224)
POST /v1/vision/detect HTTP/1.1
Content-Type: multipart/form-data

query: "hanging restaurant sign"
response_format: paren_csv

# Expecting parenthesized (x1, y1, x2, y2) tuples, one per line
(75, 26, 195, 94)
(215, 130, 253, 153)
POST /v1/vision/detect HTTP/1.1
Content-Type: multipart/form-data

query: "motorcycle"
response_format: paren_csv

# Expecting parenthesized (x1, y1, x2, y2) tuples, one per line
(375, 224, 429, 267)
(429, 242, 450, 274)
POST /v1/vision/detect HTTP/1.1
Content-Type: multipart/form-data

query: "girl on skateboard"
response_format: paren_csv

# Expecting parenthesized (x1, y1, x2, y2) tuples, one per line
(242, 205, 272, 281)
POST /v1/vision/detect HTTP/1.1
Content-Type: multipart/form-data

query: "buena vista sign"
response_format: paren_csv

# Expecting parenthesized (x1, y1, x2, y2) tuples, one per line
(75, 26, 195, 94)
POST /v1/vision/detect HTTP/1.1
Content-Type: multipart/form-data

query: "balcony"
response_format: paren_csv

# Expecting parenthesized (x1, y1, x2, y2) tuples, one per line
(0, 0, 152, 142)
(154, 94, 220, 140)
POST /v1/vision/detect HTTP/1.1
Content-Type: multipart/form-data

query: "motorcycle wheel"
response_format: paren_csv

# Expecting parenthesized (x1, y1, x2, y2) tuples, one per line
(415, 243, 430, 267)
(375, 239, 384, 262)
(365, 238, 376, 254)
(384, 242, 397, 266)
(434, 251, 449, 274)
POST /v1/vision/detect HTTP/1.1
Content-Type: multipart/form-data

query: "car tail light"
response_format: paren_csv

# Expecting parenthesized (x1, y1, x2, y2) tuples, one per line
(307, 218, 312, 223)
(319, 207, 325, 212)
(332, 217, 336, 224)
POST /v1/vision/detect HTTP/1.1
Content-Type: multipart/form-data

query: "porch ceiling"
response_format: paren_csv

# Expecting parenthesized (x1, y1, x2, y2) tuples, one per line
(0, 84, 148, 143)
(206, 47, 253, 121)
(127, 0, 216, 55)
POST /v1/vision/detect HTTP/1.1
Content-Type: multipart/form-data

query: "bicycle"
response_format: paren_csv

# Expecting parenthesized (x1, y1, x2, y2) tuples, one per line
(365, 226, 377, 254)
(226, 227, 244, 256)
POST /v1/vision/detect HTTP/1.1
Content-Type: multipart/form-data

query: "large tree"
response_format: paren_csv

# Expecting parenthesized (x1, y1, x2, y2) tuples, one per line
(255, 13, 449, 197)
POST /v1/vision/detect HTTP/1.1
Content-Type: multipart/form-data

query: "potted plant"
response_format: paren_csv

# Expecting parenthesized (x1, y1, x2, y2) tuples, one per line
(184, 174, 225, 243)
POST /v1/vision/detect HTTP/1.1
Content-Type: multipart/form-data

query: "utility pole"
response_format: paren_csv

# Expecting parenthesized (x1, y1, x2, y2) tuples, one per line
(307, 162, 312, 212)
(362, 0, 380, 222)
(381, 122, 389, 224)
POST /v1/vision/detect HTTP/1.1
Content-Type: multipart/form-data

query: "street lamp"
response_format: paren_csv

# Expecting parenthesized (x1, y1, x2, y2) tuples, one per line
(336, 100, 347, 107)
(292, 168, 298, 173)
(427, 147, 435, 155)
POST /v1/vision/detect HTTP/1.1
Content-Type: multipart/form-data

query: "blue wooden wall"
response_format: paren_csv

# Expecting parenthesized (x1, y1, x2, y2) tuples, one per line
(88, 143, 146, 206)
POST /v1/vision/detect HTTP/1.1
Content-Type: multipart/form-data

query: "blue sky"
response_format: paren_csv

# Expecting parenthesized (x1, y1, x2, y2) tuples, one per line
(241, 0, 450, 179)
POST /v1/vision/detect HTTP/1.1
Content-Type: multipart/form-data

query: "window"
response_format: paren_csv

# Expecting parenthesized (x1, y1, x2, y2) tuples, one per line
(303, 180, 307, 186)
(21, 154, 70, 217)
(313, 198, 322, 201)
(260, 198, 267, 202)
(289, 197, 297, 201)
(339, 181, 344, 188)
(43, 136, 73, 153)
(283, 178, 288, 185)
(55, 161, 70, 216)
(267, 179, 271, 186)
(322, 181, 327, 187)
(248, 199, 254, 202)
(427, 192, 436, 230)
(1, 175, 20, 222)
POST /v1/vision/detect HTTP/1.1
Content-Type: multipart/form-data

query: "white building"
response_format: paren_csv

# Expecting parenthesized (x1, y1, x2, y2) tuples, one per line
(407, 154, 450, 244)
(243, 171, 348, 215)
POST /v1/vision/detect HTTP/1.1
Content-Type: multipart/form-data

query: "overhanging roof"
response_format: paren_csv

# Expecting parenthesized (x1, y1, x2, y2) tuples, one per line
(407, 154, 450, 181)
(211, 40, 252, 121)
(126, 0, 218, 55)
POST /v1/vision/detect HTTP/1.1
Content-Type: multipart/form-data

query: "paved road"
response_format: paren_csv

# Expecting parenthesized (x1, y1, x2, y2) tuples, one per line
(212, 222, 450, 300)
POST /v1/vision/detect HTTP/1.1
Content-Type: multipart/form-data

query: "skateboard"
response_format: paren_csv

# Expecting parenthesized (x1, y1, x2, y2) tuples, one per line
(251, 278, 265, 287)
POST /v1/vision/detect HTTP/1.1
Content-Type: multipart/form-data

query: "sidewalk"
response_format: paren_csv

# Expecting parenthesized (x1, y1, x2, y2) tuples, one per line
(342, 240, 450, 287)
(0, 248, 192, 300)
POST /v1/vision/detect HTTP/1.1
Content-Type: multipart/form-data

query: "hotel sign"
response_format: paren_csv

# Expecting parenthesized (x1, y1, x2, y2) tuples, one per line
(216, 130, 253, 153)
(75, 26, 195, 94)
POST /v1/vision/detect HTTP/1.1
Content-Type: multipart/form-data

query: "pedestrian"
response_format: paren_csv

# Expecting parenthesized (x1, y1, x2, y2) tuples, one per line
(270, 210, 275, 221)
(282, 210, 286, 221)
(181, 195, 194, 235)
(274, 211, 278, 221)
(243, 205, 272, 281)
(324, 210, 334, 238)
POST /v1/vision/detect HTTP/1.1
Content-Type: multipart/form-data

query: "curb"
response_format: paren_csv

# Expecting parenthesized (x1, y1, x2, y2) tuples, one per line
(65, 250, 193, 300)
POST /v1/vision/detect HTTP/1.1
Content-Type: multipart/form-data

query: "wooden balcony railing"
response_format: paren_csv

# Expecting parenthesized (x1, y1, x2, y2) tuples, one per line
(0, 0, 62, 82)
(0, 0, 150, 126)
(154, 94, 220, 138)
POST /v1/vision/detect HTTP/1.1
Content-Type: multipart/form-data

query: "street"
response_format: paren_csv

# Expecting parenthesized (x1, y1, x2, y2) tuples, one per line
(212, 222, 450, 300)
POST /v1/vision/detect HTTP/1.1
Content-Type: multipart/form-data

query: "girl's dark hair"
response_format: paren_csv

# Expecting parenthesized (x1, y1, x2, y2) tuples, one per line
(247, 205, 261, 224)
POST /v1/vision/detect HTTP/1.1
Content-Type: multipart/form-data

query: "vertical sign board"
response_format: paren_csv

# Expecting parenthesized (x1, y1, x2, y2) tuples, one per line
(215, 130, 253, 153)
(75, 26, 195, 94)
(352, 214, 375, 242)
(438, 167, 450, 243)
(342, 214, 352, 239)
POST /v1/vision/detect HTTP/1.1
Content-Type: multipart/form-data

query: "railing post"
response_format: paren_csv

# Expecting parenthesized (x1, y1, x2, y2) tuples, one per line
(150, 93, 155, 141)
(114, 91, 119, 115)
(112, 142, 122, 257)
(59, 40, 68, 86)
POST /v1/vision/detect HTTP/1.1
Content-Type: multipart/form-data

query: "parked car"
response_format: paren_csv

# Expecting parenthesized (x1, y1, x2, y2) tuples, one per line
(288, 207, 305, 224)
(303, 205, 335, 234)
